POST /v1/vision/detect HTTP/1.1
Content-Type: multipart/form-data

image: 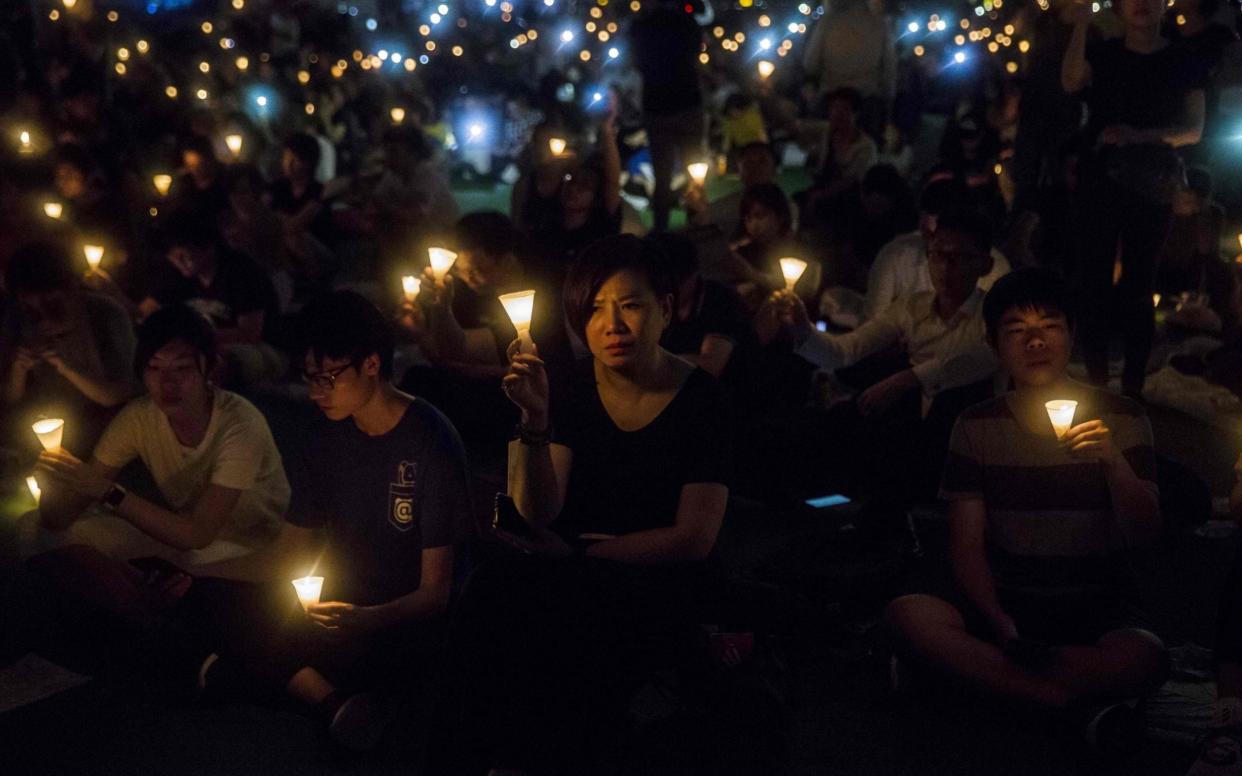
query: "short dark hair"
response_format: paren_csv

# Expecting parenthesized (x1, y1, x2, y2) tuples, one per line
(162, 208, 219, 251)
(645, 231, 699, 286)
(919, 176, 969, 216)
(134, 304, 218, 379)
(738, 183, 793, 235)
(282, 132, 321, 170)
(932, 209, 993, 256)
(563, 235, 674, 343)
(983, 268, 1074, 341)
(297, 290, 394, 379)
(6, 241, 79, 296)
(825, 87, 864, 114)
(454, 211, 521, 258)
(737, 141, 777, 165)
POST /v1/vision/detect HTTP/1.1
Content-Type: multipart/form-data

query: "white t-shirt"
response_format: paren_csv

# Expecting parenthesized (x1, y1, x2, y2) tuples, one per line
(93, 390, 290, 547)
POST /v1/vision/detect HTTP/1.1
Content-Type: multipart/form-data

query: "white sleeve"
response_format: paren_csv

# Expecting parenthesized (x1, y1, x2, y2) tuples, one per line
(92, 402, 143, 469)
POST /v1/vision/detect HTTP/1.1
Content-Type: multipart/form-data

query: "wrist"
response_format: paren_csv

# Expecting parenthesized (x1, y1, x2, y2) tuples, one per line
(521, 411, 549, 433)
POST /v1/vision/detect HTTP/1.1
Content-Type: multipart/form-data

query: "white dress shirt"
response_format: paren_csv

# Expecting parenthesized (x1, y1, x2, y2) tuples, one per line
(866, 232, 1011, 320)
(796, 288, 997, 399)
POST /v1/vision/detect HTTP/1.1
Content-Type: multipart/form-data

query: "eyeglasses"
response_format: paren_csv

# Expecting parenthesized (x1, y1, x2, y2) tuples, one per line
(302, 361, 357, 391)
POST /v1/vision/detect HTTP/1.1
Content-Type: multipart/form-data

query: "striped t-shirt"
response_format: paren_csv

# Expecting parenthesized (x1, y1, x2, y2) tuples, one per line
(939, 387, 1158, 595)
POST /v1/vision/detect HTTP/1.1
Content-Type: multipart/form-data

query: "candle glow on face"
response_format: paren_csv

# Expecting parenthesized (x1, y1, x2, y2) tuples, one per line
(779, 257, 808, 290)
(687, 162, 709, 186)
(1044, 400, 1078, 440)
(291, 575, 324, 610)
(43, 201, 63, 219)
(83, 244, 104, 270)
(32, 418, 65, 451)
(152, 174, 172, 196)
(428, 247, 458, 282)
(402, 275, 421, 302)
(26, 476, 41, 505)
(548, 137, 568, 157)
(224, 134, 243, 156)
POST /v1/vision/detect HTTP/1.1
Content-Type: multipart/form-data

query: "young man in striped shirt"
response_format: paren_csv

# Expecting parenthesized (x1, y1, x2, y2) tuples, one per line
(884, 268, 1166, 734)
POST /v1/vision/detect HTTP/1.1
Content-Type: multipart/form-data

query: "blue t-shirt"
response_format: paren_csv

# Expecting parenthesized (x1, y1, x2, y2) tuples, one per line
(287, 398, 472, 606)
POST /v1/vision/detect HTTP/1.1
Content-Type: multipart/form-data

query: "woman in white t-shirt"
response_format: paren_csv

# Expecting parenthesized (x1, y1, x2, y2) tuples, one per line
(27, 305, 289, 623)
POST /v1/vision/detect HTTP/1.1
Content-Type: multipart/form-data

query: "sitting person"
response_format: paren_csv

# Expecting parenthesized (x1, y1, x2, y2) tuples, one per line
(25, 305, 289, 627)
(747, 210, 999, 524)
(885, 268, 1166, 741)
(867, 176, 1011, 321)
(2, 241, 137, 453)
(175, 290, 471, 750)
(141, 210, 284, 388)
(1185, 450, 1242, 776)
(724, 182, 818, 309)
(439, 235, 732, 773)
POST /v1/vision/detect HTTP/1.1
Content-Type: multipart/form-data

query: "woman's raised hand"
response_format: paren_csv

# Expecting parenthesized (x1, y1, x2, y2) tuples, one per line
(502, 339, 550, 427)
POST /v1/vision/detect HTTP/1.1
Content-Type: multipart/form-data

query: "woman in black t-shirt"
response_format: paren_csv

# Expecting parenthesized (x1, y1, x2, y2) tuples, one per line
(1062, 0, 1206, 395)
(439, 236, 732, 774)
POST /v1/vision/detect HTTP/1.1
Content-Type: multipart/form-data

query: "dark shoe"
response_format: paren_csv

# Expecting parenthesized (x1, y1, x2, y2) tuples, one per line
(1083, 699, 1143, 752)
(328, 692, 391, 752)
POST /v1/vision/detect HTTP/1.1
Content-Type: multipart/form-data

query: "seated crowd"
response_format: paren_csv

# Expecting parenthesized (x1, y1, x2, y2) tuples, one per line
(5, 1, 1242, 771)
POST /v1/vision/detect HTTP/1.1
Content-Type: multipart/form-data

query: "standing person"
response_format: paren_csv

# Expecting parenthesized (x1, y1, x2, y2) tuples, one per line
(885, 269, 1166, 743)
(801, 0, 896, 138)
(1062, 0, 1206, 396)
(631, 0, 705, 231)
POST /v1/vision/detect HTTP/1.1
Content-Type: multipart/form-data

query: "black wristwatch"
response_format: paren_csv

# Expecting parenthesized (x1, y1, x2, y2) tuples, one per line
(515, 422, 551, 447)
(101, 483, 127, 511)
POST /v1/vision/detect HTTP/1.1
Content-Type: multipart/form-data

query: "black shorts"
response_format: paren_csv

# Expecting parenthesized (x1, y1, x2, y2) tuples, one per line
(956, 586, 1153, 647)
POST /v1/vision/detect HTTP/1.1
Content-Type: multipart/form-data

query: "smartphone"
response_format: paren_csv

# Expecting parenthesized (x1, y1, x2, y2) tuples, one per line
(815, 320, 828, 332)
(805, 494, 852, 509)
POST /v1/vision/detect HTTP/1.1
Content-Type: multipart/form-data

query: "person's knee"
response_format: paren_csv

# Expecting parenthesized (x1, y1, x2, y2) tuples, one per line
(1100, 628, 1168, 691)
(883, 594, 955, 641)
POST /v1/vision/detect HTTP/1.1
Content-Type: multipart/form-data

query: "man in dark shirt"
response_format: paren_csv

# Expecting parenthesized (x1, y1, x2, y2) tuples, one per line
(631, 0, 705, 231)
(182, 291, 471, 750)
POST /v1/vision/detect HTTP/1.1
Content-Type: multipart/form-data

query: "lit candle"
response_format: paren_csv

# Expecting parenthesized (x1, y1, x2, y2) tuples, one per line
(291, 575, 324, 610)
(548, 137, 568, 157)
(224, 134, 243, 158)
(43, 201, 63, 220)
(26, 476, 41, 506)
(152, 174, 172, 197)
(32, 418, 65, 451)
(687, 162, 709, 187)
(390, 107, 407, 125)
(83, 244, 104, 271)
(62, 0, 76, 9)
(779, 257, 808, 290)
(18, 130, 32, 154)
(498, 289, 536, 353)
(402, 275, 421, 302)
(1044, 400, 1077, 440)
(1152, 293, 1161, 308)
(428, 247, 458, 283)
(757, 60, 776, 79)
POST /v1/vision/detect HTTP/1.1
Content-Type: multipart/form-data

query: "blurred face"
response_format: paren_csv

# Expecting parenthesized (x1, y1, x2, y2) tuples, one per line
(926, 228, 992, 301)
(828, 99, 857, 130)
(302, 352, 381, 421)
(166, 245, 213, 279)
(561, 168, 600, 213)
(54, 163, 87, 200)
(18, 289, 77, 343)
(1118, 0, 1164, 29)
(993, 306, 1073, 388)
(738, 150, 776, 187)
(585, 270, 672, 372)
(143, 340, 211, 415)
(183, 150, 214, 186)
(861, 189, 894, 219)
(454, 250, 502, 293)
(281, 149, 311, 181)
(743, 203, 782, 243)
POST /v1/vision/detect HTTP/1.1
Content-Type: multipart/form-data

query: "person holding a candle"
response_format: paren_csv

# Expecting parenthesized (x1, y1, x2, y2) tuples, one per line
(884, 268, 1166, 743)
(441, 235, 732, 772)
(1, 241, 138, 451)
(27, 305, 289, 621)
(178, 291, 470, 751)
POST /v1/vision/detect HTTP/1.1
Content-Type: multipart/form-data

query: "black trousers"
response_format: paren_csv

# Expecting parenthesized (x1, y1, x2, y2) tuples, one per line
(1075, 165, 1175, 393)
(434, 555, 719, 774)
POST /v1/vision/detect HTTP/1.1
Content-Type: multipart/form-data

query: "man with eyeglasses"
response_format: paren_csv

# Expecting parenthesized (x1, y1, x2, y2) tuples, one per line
(757, 210, 1000, 547)
(175, 290, 471, 751)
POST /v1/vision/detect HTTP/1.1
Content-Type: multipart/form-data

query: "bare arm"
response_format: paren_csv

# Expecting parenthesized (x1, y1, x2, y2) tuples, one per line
(189, 522, 322, 582)
(684, 335, 735, 378)
(371, 545, 455, 623)
(507, 439, 573, 529)
(1134, 90, 1205, 148)
(37, 458, 121, 531)
(949, 497, 1015, 641)
(1061, 7, 1092, 93)
(1103, 452, 1162, 546)
(585, 482, 727, 564)
(115, 483, 244, 551)
(599, 114, 622, 218)
(44, 357, 136, 408)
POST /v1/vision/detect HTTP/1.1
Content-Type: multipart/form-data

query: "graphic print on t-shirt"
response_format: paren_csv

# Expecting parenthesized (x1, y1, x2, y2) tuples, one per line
(388, 460, 418, 532)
